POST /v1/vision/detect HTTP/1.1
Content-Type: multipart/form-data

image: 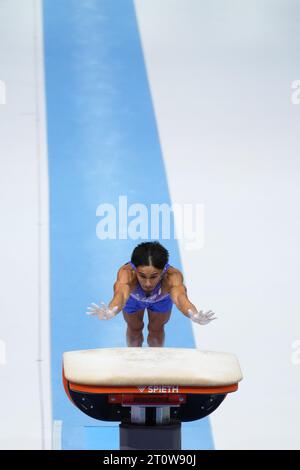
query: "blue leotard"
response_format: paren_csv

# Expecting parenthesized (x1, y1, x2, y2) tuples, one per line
(123, 261, 173, 314)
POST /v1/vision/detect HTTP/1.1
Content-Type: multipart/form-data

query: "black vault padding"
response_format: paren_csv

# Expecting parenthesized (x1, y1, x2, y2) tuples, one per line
(67, 387, 227, 423)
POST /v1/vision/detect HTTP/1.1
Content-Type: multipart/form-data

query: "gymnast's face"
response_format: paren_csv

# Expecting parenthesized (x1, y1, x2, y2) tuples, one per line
(135, 265, 163, 291)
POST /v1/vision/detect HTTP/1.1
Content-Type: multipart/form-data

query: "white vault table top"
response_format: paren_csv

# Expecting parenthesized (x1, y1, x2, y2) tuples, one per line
(63, 348, 243, 387)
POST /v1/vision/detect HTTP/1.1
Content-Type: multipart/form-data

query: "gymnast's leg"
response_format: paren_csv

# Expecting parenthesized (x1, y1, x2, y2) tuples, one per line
(122, 309, 145, 347)
(147, 309, 172, 347)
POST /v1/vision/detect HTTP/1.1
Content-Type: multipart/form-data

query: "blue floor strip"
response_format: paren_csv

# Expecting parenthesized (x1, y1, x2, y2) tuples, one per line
(43, 0, 213, 450)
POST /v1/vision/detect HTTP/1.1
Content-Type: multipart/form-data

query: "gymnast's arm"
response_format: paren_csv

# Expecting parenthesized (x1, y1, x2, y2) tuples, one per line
(169, 272, 198, 318)
(108, 267, 132, 315)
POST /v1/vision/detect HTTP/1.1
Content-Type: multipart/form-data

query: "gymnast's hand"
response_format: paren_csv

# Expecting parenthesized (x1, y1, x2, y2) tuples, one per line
(187, 309, 217, 325)
(86, 302, 118, 320)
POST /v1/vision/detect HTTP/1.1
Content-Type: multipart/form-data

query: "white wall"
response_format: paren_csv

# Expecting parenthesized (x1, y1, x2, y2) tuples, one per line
(134, 0, 300, 449)
(0, 0, 51, 449)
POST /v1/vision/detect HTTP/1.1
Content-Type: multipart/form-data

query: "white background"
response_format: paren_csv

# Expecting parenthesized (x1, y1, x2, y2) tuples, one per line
(0, 0, 51, 449)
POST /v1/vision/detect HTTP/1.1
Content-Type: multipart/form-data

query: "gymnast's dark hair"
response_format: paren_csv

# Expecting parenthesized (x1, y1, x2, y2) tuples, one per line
(131, 241, 169, 270)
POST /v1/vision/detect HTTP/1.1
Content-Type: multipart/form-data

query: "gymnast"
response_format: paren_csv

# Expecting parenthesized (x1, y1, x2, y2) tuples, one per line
(86, 241, 217, 347)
